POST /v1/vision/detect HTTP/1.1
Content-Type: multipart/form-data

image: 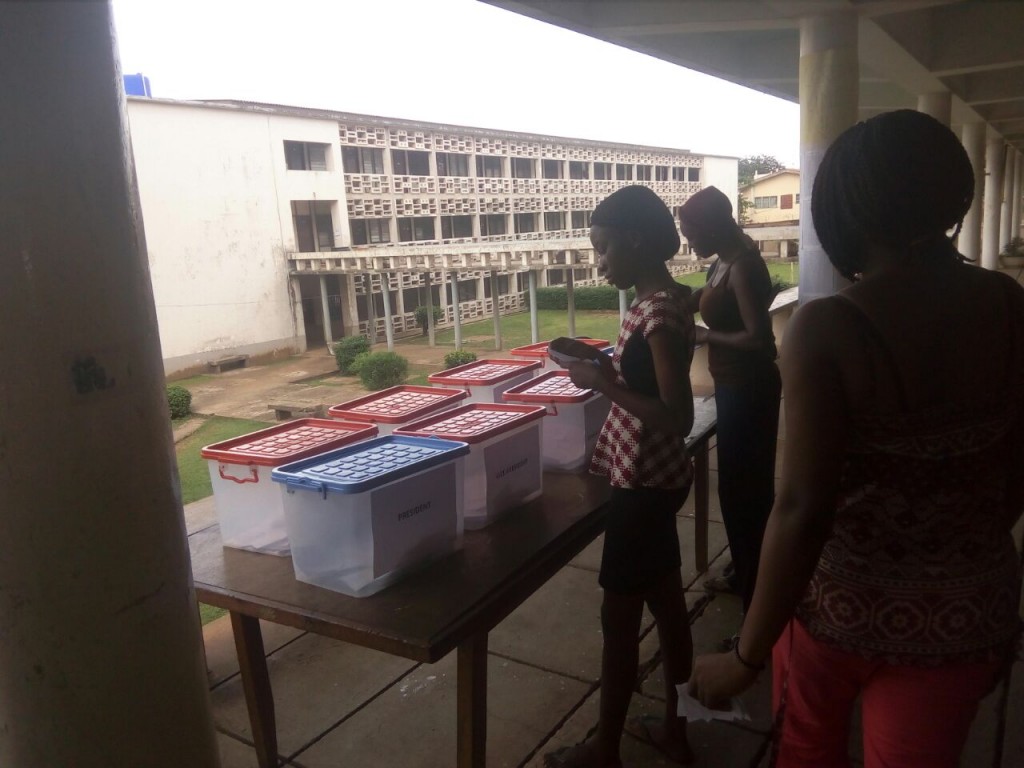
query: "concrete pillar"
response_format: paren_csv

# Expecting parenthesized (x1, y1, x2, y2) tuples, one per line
(982, 137, 1006, 269)
(619, 289, 629, 323)
(450, 270, 463, 350)
(424, 271, 436, 346)
(366, 277, 378, 344)
(779, 240, 790, 260)
(917, 91, 951, 126)
(960, 123, 987, 263)
(341, 274, 360, 337)
(490, 270, 502, 350)
(319, 275, 334, 346)
(1001, 147, 1017, 250)
(528, 270, 539, 343)
(798, 11, 858, 302)
(566, 266, 577, 338)
(379, 274, 395, 351)
(1012, 150, 1023, 241)
(0, 4, 220, 766)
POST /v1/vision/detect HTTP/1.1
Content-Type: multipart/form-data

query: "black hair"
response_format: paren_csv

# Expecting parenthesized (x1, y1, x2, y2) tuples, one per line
(590, 185, 680, 261)
(811, 109, 974, 281)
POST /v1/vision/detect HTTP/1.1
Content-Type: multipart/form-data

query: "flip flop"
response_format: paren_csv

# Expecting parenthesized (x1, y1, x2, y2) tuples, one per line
(624, 714, 695, 765)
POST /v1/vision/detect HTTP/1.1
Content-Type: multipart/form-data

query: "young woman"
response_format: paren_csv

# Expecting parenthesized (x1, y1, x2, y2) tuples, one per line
(545, 185, 696, 768)
(690, 110, 1024, 768)
(677, 186, 781, 613)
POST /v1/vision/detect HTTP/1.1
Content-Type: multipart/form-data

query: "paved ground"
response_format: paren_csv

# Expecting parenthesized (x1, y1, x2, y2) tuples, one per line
(184, 348, 1024, 768)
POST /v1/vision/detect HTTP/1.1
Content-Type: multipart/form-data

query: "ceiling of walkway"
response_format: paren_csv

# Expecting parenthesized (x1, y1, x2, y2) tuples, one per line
(483, 1, 1024, 151)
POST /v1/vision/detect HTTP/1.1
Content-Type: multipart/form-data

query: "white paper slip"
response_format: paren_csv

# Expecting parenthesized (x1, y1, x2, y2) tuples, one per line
(675, 683, 751, 723)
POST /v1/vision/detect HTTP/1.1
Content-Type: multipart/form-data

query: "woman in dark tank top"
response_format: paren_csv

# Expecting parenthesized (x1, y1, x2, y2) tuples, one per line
(678, 186, 781, 618)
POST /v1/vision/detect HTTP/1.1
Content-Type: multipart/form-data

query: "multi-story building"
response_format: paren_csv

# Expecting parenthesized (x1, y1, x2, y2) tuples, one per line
(739, 169, 800, 259)
(125, 97, 738, 376)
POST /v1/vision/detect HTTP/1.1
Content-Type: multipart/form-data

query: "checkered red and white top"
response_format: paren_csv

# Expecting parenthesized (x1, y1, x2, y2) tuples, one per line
(590, 287, 695, 489)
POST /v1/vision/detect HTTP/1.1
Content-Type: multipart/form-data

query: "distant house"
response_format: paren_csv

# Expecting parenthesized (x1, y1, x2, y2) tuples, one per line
(740, 169, 800, 225)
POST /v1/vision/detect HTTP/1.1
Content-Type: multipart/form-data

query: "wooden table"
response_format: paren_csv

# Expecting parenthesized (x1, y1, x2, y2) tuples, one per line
(189, 397, 716, 768)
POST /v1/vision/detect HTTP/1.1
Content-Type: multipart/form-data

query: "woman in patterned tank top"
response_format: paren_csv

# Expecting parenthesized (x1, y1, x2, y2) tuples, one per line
(544, 185, 697, 768)
(690, 110, 1024, 767)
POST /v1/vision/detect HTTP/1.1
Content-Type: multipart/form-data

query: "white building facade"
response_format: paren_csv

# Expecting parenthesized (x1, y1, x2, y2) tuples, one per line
(126, 98, 737, 376)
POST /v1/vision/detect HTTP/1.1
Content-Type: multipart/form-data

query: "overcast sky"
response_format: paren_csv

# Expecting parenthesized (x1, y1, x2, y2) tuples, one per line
(111, 0, 801, 166)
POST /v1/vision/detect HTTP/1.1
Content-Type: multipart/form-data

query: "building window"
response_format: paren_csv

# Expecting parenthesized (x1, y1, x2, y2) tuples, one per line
(672, 167, 687, 181)
(514, 213, 537, 233)
(754, 196, 779, 209)
(392, 149, 430, 176)
(780, 194, 794, 210)
(542, 159, 563, 179)
(476, 155, 503, 178)
(284, 141, 329, 171)
(636, 165, 652, 181)
(688, 167, 700, 182)
(511, 157, 535, 179)
(543, 211, 565, 231)
(480, 214, 507, 236)
(292, 201, 335, 252)
(341, 146, 384, 174)
(440, 215, 473, 239)
(795, 193, 800, 204)
(571, 210, 591, 229)
(655, 165, 669, 181)
(397, 216, 436, 242)
(350, 218, 390, 246)
(615, 163, 633, 180)
(594, 162, 612, 180)
(437, 152, 469, 177)
(569, 161, 589, 179)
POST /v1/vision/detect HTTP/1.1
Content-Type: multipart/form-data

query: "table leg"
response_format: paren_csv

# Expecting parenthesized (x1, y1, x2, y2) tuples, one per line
(457, 633, 488, 768)
(230, 611, 279, 768)
(694, 441, 709, 573)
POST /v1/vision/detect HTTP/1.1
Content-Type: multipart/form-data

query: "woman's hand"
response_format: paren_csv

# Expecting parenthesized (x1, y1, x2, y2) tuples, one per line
(566, 359, 606, 391)
(694, 326, 709, 346)
(688, 651, 759, 708)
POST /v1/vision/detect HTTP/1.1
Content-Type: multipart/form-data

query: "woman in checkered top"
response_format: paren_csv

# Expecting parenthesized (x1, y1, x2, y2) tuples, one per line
(544, 185, 697, 768)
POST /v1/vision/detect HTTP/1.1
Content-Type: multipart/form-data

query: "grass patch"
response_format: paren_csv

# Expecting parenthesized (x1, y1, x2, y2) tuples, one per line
(199, 603, 228, 626)
(401, 309, 622, 352)
(175, 415, 274, 505)
(168, 374, 213, 389)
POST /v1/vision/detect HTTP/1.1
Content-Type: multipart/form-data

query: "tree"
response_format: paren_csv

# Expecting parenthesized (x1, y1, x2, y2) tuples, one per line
(738, 154, 786, 187)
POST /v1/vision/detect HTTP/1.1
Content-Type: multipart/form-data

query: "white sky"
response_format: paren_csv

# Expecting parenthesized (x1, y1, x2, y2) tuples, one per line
(111, 0, 801, 167)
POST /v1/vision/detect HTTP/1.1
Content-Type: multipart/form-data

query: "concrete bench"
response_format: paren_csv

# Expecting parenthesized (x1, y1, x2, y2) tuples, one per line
(207, 354, 249, 374)
(268, 403, 327, 421)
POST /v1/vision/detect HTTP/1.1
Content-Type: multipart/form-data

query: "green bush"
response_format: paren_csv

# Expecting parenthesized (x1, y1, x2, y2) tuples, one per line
(351, 351, 409, 390)
(532, 285, 635, 310)
(442, 350, 478, 370)
(166, 385, 192, 419)
(333, 335, 371, 374)
(414, 305, 444, 335)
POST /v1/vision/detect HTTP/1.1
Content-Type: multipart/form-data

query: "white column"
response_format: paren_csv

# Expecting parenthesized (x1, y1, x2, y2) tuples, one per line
(1001, 147, 1017, 250)
(424, 271, 436, 346)
(490, 270, 502, 350)
(319, 275, 333, 346)
(982, 137, 1006, 269)
(1012, 150, 1023, 241)
(917, 92, 951, 126)
(528, 270, 539, 343)
(450, 270, 463, 350)
(566, 265, 577, 338)
(0, 4, 220, 766)
(366, 277, 378, 344)
(379, 274, 395, 351)
(619, 289, 629, 323)
(798, 12, 859, 302)
(960, 123, 987, 263)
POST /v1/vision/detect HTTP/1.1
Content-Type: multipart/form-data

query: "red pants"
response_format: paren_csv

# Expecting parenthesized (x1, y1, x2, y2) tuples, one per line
(772, 619, 1000, 768)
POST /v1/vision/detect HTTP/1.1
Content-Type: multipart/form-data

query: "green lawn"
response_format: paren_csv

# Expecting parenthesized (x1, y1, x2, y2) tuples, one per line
(175, 415, 274, 505)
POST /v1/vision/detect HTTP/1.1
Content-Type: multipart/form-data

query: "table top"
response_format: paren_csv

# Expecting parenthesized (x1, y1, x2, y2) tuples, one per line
(188, 396, 717, 663)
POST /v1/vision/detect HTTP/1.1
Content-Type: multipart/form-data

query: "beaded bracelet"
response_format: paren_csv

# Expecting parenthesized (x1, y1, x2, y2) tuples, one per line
(733, 640, 765, 672)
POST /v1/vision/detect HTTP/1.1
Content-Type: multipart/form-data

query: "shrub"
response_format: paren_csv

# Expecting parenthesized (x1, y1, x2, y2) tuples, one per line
(414, 305, 444, 335)
(532, 285, 635, 310)
(333, 335, 371, 374)
(351, 351, 409, 390)
(166, 385, 192, 419)
(443, 349, 478, 370)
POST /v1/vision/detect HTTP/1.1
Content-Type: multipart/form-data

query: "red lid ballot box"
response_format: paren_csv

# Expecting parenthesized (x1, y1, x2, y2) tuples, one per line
(327, 385, 467, 435)
(502, 371, 611, 472)
(395, 403, 545, 529)
(200, 418, 378, 555)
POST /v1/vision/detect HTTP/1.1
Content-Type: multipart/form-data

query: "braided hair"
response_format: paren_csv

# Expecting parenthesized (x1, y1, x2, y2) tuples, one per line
(591, 185, 681, 261)
(811, 109, 974, 281)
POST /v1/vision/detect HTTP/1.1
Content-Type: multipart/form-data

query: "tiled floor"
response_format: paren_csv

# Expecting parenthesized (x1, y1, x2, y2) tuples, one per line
(194, 440, 1024, 768)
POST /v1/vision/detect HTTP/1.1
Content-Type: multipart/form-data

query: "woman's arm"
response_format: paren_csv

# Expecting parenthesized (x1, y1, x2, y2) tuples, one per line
(567, 327, 694, 436)
(702, 258, 773, 352)
(689, 300, 850, 703)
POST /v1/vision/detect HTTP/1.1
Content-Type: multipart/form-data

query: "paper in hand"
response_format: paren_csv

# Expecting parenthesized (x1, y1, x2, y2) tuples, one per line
(675, 683, 750, 723)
